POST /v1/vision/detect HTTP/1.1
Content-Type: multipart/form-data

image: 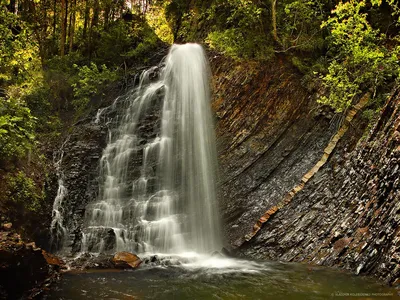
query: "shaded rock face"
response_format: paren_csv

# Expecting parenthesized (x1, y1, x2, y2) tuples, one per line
(0, 227, 53, 299)
(210, 56, 338, 247)
(239, 89, 400, 285)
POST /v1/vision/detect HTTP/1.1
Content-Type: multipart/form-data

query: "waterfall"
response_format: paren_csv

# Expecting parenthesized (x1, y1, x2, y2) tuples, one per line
(82, 43, 221, 254)
(50, 136, 70, 252)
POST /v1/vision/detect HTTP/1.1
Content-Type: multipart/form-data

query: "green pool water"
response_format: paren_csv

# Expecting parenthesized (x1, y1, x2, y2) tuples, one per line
(47, 255, 397, 300)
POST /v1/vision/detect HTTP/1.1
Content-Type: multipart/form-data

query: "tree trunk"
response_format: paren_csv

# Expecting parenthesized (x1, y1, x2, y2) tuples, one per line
(271, 0, 278, 42)
(83, 0, 90, 39)
(69, 0, 76, 52)
(53, 0, 57, 37)
(104, 3, 110, 29)
(60, 0, 67, 56)
(91, 0, 99, 28)
(89, 0, 99, 57)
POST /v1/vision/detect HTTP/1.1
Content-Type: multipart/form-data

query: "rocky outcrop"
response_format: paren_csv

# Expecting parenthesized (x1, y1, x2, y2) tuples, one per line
(238, 88, 400, 285)
(211, 56, 344, 247)
(0, 224, 58, 299)
(242, 94, 369, 244)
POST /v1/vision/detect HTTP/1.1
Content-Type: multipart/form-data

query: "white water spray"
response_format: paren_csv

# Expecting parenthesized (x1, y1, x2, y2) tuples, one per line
(82, 44, 221, 254)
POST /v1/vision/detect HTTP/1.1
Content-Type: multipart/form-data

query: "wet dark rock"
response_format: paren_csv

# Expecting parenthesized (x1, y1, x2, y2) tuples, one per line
(221, 247, 233, 257)
(68, 253, 114, 270)
(42, 250, 66, 270)
(211, 56, 340, 248)
(211, 251, 223, 258)
(49, 122, 108, 253)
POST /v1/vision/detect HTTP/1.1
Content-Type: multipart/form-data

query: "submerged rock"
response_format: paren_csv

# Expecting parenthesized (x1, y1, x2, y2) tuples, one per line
(112, 252, 142, 269)
(211, 251, 223, 258)
(68, 253, 114, 270)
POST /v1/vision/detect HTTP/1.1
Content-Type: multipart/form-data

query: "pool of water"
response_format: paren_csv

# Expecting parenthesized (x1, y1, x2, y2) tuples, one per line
(47, 254, 396, 300)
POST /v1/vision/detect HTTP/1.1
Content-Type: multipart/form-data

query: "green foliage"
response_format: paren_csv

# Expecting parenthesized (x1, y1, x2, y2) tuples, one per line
(318, 0, 400, 112)
(71, 63, 118, 116)
(0, 97, 36, 161)
(92, 20, 133, 66)
(207, 29, 274, 60)
(205, 0, 273, 60)
(280, 0, 326, 52)
(123, 25, 161, 62)
(5, 171, 44, 213)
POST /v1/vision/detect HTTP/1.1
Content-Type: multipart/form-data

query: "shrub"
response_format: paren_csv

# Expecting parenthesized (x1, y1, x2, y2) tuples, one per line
(0, 97, 36, 162)
(71, 62, 118, 116)
(205, 0, 274, 61)
(5, 171, 44, 213)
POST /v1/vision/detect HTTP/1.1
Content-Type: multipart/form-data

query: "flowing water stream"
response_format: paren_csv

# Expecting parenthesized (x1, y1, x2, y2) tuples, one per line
(49, 44, 396, 299)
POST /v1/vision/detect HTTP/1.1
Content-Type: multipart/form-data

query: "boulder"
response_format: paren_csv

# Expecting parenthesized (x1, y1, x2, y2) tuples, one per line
(42, 250, 66, 269)
(112, 252, 142, 269)
(2, 223, 12, 231)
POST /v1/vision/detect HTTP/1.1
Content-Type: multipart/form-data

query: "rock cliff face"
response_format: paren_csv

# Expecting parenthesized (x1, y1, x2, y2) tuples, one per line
(210, 56, 342, 247)
(235, 86, 399, 285)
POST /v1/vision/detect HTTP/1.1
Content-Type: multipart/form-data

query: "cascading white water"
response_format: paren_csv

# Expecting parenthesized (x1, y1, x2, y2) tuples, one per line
(82, 43, 221, 254)
(50, 137, 70, 251)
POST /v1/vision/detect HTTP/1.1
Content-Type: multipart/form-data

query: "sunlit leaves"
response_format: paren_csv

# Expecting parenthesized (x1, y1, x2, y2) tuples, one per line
(0, 7, 40, 86)
(318, 0, 400, 112)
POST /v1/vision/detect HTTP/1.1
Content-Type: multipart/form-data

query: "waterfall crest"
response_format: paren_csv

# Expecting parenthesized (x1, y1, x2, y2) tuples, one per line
(82, 43, 221, 254)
